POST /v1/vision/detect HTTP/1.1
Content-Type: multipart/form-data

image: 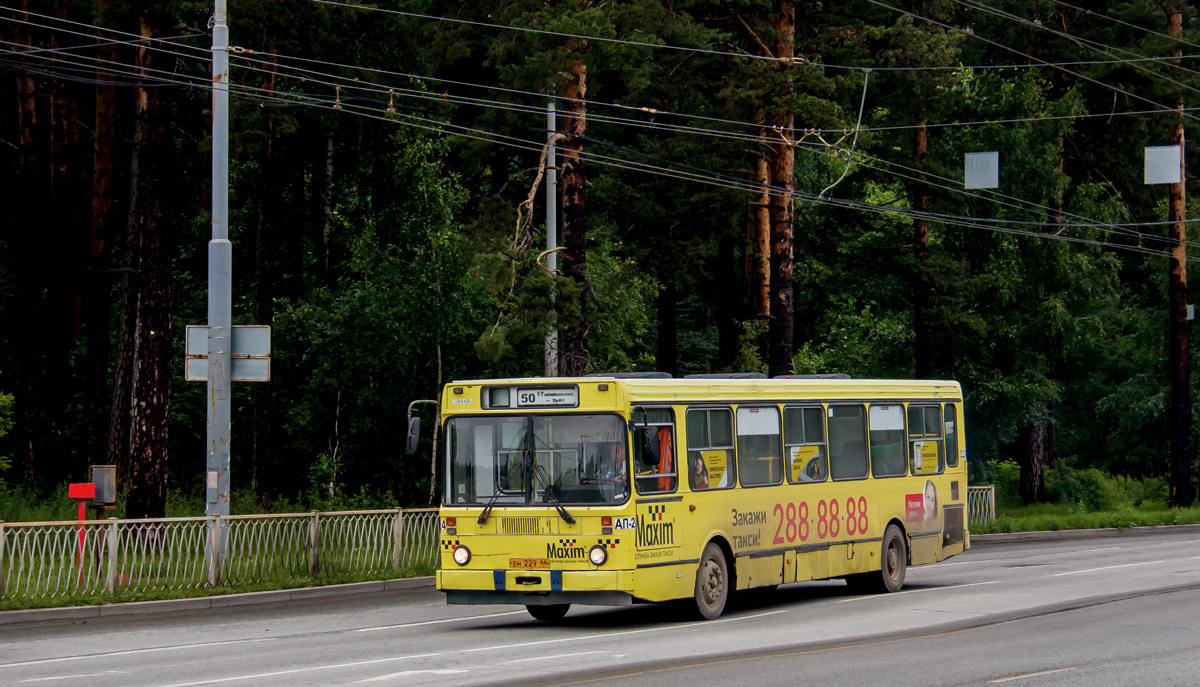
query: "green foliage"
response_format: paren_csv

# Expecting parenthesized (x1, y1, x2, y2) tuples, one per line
(974, 506, 1200, 535)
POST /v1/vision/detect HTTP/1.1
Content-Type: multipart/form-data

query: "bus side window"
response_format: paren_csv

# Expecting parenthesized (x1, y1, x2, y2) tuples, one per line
(828, 405, 868, 481)
(784, 406, 827, 484)
(633, 407, 677, 494)
(686, 408, 735, 490)
(908, 405, 944, 475)
(736, 406, 783, 487)
(944, 403, 959, 468)
(869, 404, 907, 478)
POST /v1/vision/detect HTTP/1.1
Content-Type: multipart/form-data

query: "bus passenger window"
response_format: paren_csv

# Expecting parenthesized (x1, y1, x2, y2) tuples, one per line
(784, 406, 827, 483)
(945, 403, 959, 467)
(736, 407, 783, 487)
(908, 405, 944, 475)
(685, 408, 735, 490)
(827, 405, 868, 481)
(869, 404, 908, 478)
(632, 407, 677, 494)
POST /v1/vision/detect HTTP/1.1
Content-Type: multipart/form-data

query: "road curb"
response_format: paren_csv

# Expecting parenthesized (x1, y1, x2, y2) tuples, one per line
(972, 522, 1200, 545)
(0, 576, 436, 627)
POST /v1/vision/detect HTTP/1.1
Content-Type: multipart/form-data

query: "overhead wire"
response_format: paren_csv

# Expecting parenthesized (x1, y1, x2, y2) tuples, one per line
(863, 0, 1200, 122)
(5, 13, 1198, 262)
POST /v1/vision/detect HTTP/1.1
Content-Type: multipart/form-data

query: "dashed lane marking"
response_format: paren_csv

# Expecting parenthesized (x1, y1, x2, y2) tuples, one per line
(504, 651, 607, 665)
(835, 580, 999, 603)
(1050, 561, 1165, 577)
(988, 666, 1079, 683)
(356, 610, 527, 632)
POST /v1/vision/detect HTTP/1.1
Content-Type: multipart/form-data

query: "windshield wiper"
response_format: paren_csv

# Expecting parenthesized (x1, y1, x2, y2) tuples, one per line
(477, 486, 505, 525)
(534, 464, 576, 524)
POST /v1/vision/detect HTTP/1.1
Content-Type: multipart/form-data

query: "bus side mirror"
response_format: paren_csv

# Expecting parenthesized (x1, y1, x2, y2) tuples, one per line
(406, 417, 421, 455)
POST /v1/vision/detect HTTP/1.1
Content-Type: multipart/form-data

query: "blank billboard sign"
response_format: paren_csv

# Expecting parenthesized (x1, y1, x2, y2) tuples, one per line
(1144, 145, 1182, 185)
(965, 152, 999, 189)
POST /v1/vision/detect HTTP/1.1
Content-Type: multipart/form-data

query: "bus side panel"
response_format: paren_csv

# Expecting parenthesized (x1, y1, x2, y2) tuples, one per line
(632, 563, 695, 602)
(795, 548, 829, 582)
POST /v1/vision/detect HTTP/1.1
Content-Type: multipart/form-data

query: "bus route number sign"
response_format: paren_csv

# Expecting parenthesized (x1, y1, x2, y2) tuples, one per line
(516, 387, 578, 407)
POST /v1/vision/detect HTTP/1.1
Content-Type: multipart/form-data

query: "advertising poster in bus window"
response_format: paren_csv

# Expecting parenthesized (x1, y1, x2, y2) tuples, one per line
(904, 479, 942, 532)
(702, 450, 729, 487)
(911, 440, 940, 475)
(789, 445, 820, 482)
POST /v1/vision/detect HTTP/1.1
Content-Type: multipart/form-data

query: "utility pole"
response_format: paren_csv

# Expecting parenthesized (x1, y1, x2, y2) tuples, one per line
(208, 0, 232, 523)
(1168, 1, 1192, 507)
(544, 101, 559, 377)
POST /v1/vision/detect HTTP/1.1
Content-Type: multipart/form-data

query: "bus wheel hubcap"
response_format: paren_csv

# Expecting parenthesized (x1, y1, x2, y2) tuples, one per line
(886, 544, 899, 578)
(703, 560, 723, 605)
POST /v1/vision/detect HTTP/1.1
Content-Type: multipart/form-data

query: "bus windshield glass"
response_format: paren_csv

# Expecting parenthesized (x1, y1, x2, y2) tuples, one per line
(445, 414, 628, 506)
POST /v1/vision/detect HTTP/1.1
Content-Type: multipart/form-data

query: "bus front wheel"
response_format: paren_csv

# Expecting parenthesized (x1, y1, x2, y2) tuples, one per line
(694, 542, 729, 620)
(526, 604, 570, 621)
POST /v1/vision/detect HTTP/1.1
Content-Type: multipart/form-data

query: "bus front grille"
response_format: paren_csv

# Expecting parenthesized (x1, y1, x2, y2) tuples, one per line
(502, 517, 542, 535)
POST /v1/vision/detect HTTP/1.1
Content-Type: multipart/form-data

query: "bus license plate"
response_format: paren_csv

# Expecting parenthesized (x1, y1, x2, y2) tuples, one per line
(509, 558, 550, 569)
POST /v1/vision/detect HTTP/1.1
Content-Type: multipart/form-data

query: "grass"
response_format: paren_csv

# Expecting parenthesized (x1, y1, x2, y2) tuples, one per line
(972, 502, 1200, 534)
(0, 562, 437, 612)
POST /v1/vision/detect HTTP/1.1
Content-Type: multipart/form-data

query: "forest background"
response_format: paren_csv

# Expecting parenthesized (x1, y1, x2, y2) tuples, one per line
(2, 0, 1198, 519)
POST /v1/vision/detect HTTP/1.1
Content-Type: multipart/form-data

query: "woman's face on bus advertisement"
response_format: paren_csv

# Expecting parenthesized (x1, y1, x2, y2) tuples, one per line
(923, 480, 938, 525)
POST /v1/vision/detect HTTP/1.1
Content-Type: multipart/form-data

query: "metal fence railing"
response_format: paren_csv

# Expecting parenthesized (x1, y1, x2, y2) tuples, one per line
(967, 485, 996, 526)
(0, 508, 439, 602)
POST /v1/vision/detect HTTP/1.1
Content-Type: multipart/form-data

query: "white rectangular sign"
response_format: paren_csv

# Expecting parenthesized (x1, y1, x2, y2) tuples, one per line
(515, 387, 578, 407)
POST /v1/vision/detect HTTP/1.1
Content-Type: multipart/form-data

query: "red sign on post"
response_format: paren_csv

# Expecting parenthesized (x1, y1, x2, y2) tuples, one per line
(68, 483, 96, 500)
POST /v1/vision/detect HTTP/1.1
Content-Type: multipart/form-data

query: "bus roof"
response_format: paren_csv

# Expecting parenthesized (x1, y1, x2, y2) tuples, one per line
(445, 376, 962, 403)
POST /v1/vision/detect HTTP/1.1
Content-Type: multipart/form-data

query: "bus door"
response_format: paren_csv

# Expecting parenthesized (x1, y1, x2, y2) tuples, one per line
(630, 408, 684, 576)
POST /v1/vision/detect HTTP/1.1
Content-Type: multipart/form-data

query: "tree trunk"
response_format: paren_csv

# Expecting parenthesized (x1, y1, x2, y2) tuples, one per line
(126, 13, 172, 520)
(84, 0, 118, 471)
(321, 134, 334, 272)
(767, 1, 795, 377)
(559, 56, 591, 376)
(1018, 423, 1045, 503)
(754, 119, 772, 362)
(13, 0, 46, 485)
(253, 54, 279, 509)
(913, 119, 933, 380)
(656, 280, 678, 376)
(1167, 2, 1193, 507)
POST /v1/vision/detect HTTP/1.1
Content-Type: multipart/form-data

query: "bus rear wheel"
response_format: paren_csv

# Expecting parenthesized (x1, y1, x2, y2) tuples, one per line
(694, 542, 729, 620)
(847, 524, 907, 593)
(526, 604, 570, 621)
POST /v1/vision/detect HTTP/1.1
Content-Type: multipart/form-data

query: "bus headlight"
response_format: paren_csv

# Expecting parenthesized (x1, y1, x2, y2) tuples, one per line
(589, 545, 608, 566)
(452, 545, 471, 566)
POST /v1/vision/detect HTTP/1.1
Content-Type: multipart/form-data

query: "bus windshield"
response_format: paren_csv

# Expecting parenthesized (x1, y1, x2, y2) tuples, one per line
(445, 414, 628, 506)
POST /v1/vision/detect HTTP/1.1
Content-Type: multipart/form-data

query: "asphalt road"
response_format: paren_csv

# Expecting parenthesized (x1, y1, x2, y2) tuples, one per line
(3, 531, 1199, 686)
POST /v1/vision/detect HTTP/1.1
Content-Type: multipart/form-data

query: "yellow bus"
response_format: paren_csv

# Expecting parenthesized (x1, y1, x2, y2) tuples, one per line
(418, 373, 968, 620)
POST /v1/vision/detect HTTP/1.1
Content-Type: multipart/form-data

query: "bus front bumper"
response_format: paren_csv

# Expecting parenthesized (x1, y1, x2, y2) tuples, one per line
(438, 569, 636, 606)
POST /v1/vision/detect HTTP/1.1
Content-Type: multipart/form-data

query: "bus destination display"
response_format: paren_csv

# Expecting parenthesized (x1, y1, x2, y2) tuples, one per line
(516, 387, 578, 407)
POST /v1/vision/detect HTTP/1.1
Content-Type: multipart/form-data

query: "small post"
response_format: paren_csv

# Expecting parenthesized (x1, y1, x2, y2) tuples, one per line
(308, 511, 321, 578)
(392, 508, 405, 570)
(105, 518, 118, 595)
(207, 515, 222, 587)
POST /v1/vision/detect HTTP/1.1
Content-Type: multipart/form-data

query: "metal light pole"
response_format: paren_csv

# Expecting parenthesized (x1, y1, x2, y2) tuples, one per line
(207, 0, 232, 522)
(544, 101, 559, 377)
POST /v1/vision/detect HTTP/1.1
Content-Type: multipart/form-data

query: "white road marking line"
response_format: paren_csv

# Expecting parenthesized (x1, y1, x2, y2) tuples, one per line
(835, 580, 999, 603)
(18, 671, 128, 683)
(356, 610, 527, 632)
(461, 609, 790, 653)
(155, 653, 441, 687)
(988, 666, 1078, 683)
(1051, 561, 1165, 577)
(0, 639, 276, 670)
(355, 669, 468, 683)
(1023, 546, 1119, 559)
(152, 610, 785, 686)
(917, 560, 980, 567)
(504, 651, 607, 664)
